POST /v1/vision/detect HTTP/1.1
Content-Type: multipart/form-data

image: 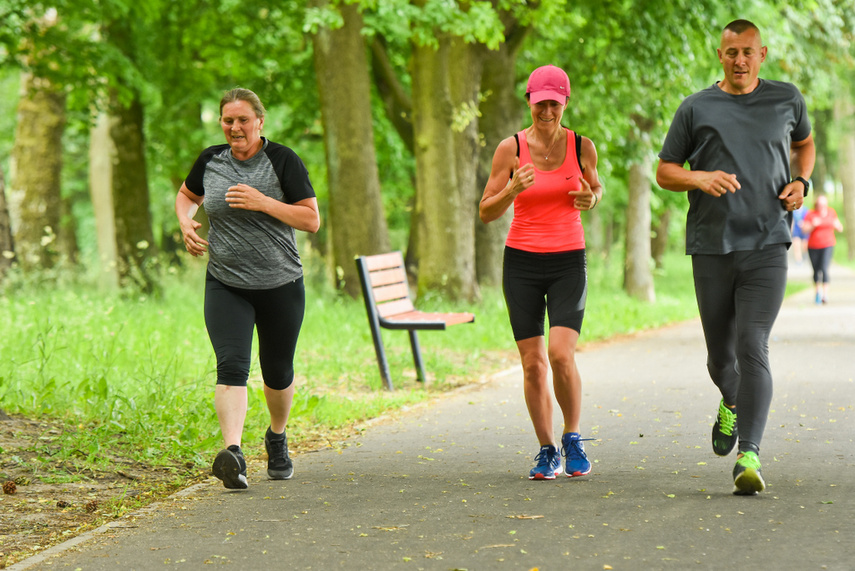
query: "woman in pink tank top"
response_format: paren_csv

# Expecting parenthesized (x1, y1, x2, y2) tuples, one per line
(479, 65, 604, 481)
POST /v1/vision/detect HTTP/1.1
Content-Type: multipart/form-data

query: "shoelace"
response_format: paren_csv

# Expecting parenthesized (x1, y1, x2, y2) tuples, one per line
(268, 437, 288, 460)
(737, 451, 761, 470)
(562, 437, 594, 459)
(534, 447, 559, 467)
(718, 402, 737, 435)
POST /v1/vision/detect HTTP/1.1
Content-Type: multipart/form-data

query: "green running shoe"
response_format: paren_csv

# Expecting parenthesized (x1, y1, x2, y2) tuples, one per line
(732, 451, 765, 495)
(712, 400, 738, 456)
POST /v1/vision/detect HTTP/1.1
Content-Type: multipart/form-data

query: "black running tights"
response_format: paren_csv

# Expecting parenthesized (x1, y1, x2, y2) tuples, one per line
(691, 245, 787, 455)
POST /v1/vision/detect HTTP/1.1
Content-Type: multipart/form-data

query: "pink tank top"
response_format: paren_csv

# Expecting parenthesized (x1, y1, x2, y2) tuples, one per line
(505, 128, 586, 253)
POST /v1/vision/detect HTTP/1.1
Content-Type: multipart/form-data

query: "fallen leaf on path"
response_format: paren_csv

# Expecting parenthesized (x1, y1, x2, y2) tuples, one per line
(506, 514, 544, 519)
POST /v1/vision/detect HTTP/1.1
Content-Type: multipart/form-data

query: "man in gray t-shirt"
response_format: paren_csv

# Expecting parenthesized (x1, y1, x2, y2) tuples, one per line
(656, 19, 815, 496)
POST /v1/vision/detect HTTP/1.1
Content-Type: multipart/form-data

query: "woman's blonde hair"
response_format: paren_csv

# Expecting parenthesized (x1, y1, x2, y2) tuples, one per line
(219, 88, 266, 119)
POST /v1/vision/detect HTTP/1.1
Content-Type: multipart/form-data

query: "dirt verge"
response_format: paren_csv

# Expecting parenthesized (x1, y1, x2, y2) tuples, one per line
(0, 414, 208, 568)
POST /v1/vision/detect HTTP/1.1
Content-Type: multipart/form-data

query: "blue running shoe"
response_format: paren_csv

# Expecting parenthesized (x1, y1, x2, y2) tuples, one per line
(529, 445, 563, 480)
(561, 432, 592, 477)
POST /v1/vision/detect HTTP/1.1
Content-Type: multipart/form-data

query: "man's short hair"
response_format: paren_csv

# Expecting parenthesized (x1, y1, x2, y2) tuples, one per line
(724, 19, 760, 35)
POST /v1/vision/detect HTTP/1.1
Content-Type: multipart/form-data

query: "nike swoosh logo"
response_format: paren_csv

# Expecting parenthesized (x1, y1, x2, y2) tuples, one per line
(565, 176, 576, 180)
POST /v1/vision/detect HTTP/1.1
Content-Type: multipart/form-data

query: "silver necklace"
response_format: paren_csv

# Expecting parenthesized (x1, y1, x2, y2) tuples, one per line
(543, 132, 560, 160)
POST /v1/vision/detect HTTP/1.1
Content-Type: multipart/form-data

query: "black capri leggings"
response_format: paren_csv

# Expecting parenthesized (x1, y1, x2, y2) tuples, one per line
(204, 272, 305, 390)
(808, 246, 833, 284)
(502, 246, 587, 341)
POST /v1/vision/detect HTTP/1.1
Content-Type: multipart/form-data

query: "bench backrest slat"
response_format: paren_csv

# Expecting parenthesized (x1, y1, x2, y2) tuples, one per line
(377, 298, 415, 318)
(369, 267, 407, 288)
(364, 252, 404, 271)
(372, 282, 410, 303)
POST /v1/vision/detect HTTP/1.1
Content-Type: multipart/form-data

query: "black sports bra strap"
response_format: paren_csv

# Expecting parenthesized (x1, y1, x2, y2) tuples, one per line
(510, 133, 521, 178)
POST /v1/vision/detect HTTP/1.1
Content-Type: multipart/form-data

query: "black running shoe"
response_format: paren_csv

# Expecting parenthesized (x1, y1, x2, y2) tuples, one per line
(212, 445, 248, 490)
(265, 427, 293, 480)
(712, 400, 738, 456)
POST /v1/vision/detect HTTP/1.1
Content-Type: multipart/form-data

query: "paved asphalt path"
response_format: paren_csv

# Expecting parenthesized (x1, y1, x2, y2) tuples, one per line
(14, 263, 854, 571)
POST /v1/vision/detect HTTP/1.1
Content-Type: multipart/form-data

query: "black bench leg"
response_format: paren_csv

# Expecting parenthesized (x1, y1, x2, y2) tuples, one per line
(408, 330, 427, 384)
(368, 319, 395, 391)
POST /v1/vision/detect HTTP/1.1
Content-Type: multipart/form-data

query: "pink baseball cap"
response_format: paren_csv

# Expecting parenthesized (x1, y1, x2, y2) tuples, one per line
(526, 65, 571, 104)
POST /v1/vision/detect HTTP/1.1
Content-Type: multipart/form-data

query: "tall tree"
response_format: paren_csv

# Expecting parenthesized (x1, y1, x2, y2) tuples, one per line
(87, 13, 157, 293)
(8, 71, 66, 271)
(624, 115, 655, 301)
(88, 112, 119, 290)
(447, 34, 484, 300)
(106, 92, 157, 292)
(410, 36, 477, 299)
(408, 0, 503, 300)
(311, 0, 391, 297)
(5, 7, 72, 272)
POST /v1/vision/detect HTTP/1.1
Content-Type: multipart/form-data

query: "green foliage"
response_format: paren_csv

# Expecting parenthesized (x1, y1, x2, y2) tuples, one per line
(3, 0, 852, 283)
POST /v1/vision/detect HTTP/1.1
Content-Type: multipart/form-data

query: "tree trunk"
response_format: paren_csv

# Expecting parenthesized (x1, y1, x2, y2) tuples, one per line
(475, 18, 528, 287)
(370, 37, 414, 154)
(312, 0, 390, 297)
(8, 72, 66, 270)
(0, 165, 14, 279)
(810, 108, 832, 197)
(448, 36, 483, 301)
(109, 93, 158, 293)
(95, 14, 157, 293)
(834, 96, 855, 260)
(650, 207, 672, 270)
(89, 112, 119, 291)
(624, 119, 655, 302)
(411, 36, 478, 300)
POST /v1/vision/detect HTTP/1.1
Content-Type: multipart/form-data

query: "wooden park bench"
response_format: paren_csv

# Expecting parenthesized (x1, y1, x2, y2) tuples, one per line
(355, 251, 475, 390)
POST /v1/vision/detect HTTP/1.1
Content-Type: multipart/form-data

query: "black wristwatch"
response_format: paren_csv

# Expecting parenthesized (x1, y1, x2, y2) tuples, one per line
(793, 176, 810, 197)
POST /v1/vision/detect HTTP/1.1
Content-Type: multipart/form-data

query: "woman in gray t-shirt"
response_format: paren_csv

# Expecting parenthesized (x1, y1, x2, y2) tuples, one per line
(176, 88, 320, 490)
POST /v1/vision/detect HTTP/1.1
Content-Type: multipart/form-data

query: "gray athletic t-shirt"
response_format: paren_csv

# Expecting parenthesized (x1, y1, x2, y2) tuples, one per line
(659, 79, 811, 255)
(184, 138, 316, 289)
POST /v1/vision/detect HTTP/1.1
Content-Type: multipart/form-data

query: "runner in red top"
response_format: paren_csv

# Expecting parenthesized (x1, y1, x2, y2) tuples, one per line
(480, 64, 604, 481)
(802, 194, 844, 303)
(506, 128, 585, 253)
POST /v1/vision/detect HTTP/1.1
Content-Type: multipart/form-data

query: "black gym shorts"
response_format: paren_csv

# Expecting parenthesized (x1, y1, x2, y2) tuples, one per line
(502, 246, 587, 341)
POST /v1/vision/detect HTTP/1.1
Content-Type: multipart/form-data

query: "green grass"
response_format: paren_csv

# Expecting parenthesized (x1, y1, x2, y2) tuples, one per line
(0, 250, 710, 481)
